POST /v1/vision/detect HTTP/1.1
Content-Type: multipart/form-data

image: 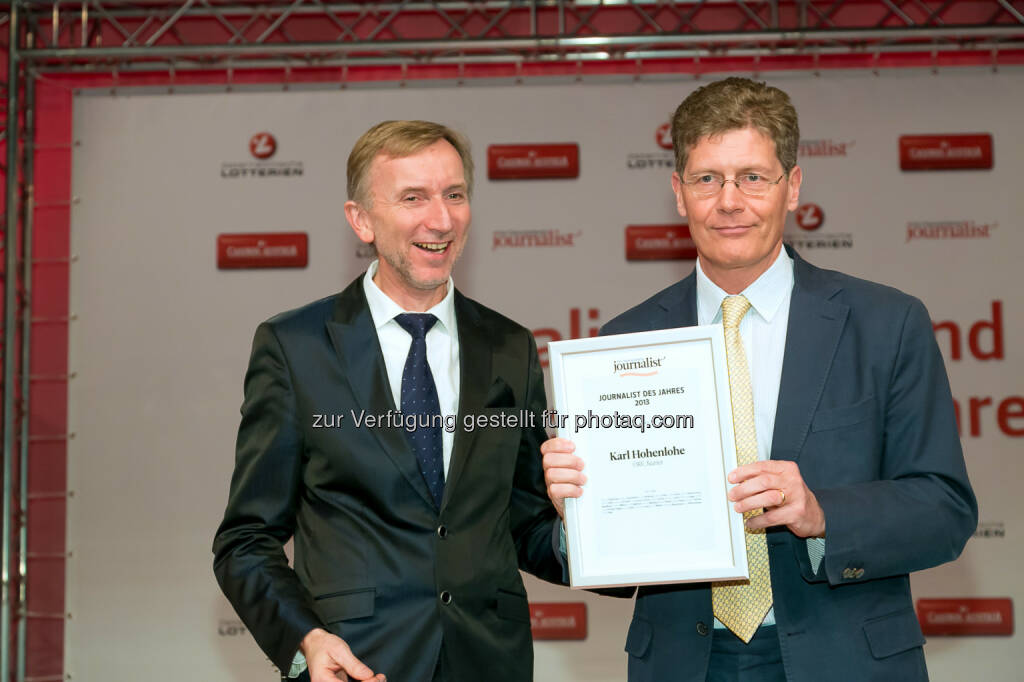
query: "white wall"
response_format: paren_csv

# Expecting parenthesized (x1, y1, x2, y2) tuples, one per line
(67, 69, 1023, 680)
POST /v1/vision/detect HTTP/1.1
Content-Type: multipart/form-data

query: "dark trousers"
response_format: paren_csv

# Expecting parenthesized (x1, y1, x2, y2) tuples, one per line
(707, 626, 786, 682)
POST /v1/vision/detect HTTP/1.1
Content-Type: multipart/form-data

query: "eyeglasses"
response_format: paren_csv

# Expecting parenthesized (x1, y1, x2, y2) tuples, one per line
(682, 173, 786, 198)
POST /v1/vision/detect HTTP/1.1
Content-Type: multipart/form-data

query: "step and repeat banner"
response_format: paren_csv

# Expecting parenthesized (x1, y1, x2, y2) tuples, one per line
(66, 70, 1021, 680)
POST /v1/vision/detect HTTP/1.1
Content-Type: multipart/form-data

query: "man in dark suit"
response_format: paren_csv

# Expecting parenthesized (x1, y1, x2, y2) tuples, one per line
(543, 78, 976, 681)
(214, 120, 562, 682)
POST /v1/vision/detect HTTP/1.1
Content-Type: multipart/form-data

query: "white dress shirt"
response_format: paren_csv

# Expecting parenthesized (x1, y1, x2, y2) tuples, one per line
(695, 249, 793, 489)
(362, 259, 461, 477)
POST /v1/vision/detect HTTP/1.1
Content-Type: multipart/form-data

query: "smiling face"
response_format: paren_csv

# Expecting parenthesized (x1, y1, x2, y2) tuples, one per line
(671, 126, 802, 294)
(345, 139, 471, 311)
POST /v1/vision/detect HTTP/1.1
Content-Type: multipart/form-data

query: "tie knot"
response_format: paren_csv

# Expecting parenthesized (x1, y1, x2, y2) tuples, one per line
(721, 295, 751, 329)
(395, 313, 438, 340)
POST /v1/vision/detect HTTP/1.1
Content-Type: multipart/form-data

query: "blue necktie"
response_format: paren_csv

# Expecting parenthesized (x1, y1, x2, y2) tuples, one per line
(394, 313, 445, 508)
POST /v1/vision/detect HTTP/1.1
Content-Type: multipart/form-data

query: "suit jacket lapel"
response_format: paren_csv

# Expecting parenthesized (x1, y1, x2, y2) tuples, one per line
(770, 247, 849, 463)
(442, 291, 490, 511)
(645, 271, 697, 331)
(670, 274, 698, 328)
(325, 277, 437, 509)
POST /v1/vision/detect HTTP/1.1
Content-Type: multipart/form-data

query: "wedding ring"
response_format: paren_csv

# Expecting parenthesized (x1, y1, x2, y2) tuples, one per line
(777, 489, 787, 506)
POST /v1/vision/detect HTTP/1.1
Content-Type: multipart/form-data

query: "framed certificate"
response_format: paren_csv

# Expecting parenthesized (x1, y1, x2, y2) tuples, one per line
(548, 325, 749, 589)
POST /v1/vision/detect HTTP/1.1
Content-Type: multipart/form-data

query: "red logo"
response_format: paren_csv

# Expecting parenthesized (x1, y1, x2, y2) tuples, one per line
(249, 132, 277, 160)
(795, 203, 825, 231)
(655, 122, 674, 151)
(917, 598, 1014, 636)
(217, 232, 308, 269)
(487, 144, 579, 180)
(899, 134, 992, 170)
(625, 225, 698, 261)
(530, 602, 587, 640)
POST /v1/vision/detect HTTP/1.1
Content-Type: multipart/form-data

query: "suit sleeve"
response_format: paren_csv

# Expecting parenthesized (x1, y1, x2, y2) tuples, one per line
(212, 322, 324, 672)
(509, 331, 568, 585)
(809, 298, 978, 585)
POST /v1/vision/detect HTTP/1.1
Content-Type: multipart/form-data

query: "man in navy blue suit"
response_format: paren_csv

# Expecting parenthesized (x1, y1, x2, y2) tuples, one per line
(543, 78, 976, 681)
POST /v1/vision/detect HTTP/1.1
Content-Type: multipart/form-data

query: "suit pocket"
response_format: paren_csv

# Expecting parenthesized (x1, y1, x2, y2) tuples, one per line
(483, 377, 516, 408)
(624, 617, 653, 658)
(313, 587, 375, 623)
(811, 396, 876, 432)
(863, 607, 925, 659)
(496, 589, 531, 623)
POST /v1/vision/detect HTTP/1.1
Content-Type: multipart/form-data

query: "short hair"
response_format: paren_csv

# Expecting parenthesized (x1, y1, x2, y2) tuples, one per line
(671, 77, 800, 175)
(346, 120, 474, 205)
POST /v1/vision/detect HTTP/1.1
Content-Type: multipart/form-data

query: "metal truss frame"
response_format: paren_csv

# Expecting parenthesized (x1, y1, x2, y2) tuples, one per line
(8, 0, 1024, 70)
(1, 1, 1023, 681)
(2, 4, 35, 682)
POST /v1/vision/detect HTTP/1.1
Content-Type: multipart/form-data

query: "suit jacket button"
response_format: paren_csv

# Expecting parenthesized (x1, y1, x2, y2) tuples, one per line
(440, 591, 453, 605)
(437, 525, 448, 539)
(696, 621, 709, 636)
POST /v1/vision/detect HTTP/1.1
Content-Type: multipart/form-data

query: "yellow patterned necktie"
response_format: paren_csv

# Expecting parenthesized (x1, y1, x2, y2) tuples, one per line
(711, 294, 773, 643)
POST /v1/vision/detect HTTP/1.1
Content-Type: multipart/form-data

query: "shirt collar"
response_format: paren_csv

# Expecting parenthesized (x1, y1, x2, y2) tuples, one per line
(695, 247, 794, 324)
(362, 259, 456, 336)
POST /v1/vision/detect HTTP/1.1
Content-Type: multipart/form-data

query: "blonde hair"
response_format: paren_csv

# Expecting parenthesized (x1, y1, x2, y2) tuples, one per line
(671, 77, 799, 175)
(347, 120, 474, 205)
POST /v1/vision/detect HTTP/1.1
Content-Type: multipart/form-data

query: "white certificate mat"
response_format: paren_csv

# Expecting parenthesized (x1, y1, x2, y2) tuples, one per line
(549, 325, 748, 589)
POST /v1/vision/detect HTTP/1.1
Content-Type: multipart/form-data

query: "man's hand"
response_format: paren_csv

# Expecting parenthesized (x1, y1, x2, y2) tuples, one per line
(728, 460, 826, 539)
(541, 437, 586, 520)
(301, 628, 386, 682)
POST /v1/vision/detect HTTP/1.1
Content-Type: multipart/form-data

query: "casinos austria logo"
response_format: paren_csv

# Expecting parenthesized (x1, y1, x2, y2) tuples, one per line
(899, 134, 993, 171)
(916, 598, 1013, 636)
(217, 232, 308, 269)
(221, 132, 304, 178)
(530, 603, 587, 640)
(625, 225, 698, 261)
(487, 144, 579, 180)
